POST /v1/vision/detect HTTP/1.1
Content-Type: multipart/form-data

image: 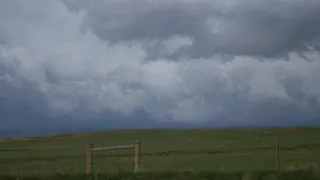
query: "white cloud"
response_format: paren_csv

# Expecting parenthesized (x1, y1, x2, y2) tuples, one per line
(1, 0, 320, 125)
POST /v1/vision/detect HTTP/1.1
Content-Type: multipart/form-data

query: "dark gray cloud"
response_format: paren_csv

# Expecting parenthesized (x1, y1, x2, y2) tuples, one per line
(63, 0, 320, 58)
(0, 0, 320, 130)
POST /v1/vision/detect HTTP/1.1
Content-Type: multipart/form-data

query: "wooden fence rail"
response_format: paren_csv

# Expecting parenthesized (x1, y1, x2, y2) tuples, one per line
(85, 138, 280, 175)
(86, 141, 141, 174)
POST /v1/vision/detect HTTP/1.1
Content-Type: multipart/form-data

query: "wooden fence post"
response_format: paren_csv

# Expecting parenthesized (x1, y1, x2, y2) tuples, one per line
(134, 141, 141, 172)
(275, 136, 279, 176)
(86, 144, 93, 174)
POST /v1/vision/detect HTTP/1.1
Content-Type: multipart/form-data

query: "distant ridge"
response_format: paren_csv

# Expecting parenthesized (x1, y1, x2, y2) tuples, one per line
(1, 118, 319, 138)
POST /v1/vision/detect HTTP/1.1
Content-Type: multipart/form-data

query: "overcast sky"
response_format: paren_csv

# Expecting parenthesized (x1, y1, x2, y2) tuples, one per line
(1, 0, 320, 130)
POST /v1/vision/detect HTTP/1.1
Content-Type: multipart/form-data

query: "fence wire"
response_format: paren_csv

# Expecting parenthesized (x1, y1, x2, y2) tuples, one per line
(0, 128, 320, 175)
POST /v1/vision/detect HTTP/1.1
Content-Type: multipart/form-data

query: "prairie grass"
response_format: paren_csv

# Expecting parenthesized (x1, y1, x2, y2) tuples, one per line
(1, 170, 320, 180)
(0, 127, 320, 179)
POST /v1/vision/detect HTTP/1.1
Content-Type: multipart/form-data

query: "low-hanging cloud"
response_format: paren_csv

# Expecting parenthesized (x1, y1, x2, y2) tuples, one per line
(1, 0, 320, 128)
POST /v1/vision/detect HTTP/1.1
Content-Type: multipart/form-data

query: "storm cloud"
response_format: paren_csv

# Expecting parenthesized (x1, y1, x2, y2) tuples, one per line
(0, 0, 320, 130)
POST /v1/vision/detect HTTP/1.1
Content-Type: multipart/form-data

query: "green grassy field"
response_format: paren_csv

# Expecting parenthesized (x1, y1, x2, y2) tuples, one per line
(0, 127, 320, 179)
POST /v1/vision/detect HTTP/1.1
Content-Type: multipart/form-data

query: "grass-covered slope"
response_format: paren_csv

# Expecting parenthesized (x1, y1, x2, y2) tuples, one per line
(0, 127, 319, 177)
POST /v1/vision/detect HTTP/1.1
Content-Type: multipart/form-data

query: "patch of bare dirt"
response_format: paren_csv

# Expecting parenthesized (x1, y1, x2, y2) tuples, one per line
(41, 134, 80, 141)
(0, 134, 85, 143)
(0, 130, 131, 143)
(12, 138, 29, 141)
(0, 137, 31, 143)
(198, 130, 210, 134)
(103, 130, 132, 134)
(280, 127, 298, 133)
